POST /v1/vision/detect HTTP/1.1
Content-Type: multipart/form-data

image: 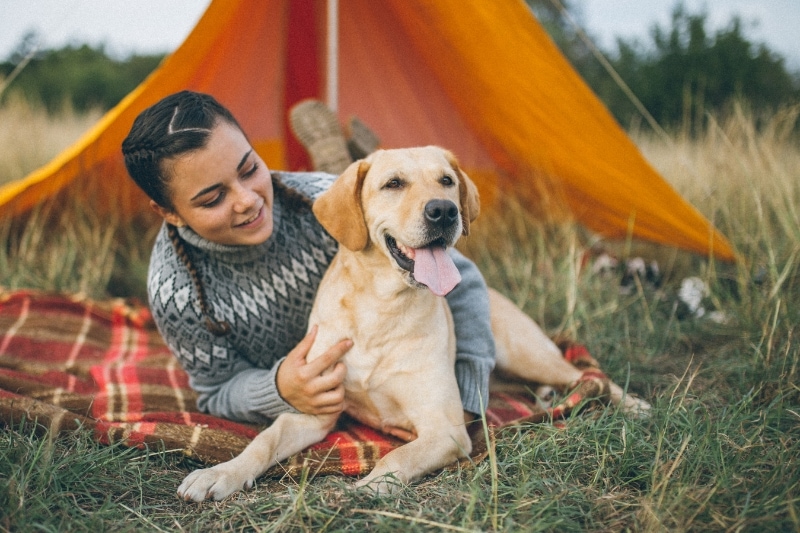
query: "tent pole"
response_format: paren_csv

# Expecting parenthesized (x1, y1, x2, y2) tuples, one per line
(326, 0, 339, 111)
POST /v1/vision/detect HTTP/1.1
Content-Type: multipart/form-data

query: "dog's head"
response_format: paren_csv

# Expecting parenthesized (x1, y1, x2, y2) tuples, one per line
(313, 146, 480, 296)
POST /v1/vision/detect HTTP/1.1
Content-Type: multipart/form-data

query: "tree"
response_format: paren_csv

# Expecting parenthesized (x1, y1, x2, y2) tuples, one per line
(0, 36, 164, 114)
(533, 2, 800, 132)
(627, 7, 800, 132)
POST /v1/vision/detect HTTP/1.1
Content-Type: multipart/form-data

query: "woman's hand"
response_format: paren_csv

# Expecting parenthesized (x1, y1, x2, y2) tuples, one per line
(276, 325, 352, 415)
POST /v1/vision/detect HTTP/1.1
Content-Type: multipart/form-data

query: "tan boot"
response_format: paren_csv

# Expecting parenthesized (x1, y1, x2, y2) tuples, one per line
(346, 116, 381, 160)
(289, 100, 352, 174)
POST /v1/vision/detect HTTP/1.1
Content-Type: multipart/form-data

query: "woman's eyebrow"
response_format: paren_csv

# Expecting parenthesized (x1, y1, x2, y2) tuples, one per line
(190, 183, 222, 202)
(237, 150, 253, 171)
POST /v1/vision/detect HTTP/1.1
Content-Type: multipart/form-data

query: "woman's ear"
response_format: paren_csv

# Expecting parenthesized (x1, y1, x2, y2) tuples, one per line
(312, 160, 370, 251)
(150, 200, 186, 227)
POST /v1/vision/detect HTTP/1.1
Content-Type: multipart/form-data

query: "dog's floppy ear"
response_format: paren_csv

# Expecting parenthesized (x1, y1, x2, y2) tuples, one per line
(444, 150, 480, 236)
(312, 159, 371, 251)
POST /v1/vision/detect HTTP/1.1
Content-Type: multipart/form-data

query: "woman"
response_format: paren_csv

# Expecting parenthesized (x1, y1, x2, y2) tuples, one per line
(122, 91, 495, 427)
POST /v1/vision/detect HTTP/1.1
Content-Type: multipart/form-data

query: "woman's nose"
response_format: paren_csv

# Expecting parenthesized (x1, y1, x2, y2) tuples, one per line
(232, 183, 258, 213)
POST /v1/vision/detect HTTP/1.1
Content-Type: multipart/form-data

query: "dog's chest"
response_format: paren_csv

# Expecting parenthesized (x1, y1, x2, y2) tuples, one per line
(342, 352, 413, 430)
(309, 251, 459, 431)
(341, 345, 406, 398)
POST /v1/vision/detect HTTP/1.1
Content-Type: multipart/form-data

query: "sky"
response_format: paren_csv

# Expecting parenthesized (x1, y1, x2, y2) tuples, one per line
(1, 0, 799, 70)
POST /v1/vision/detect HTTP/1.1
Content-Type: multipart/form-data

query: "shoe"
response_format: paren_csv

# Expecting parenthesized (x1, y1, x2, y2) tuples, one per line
(289, 99, 352, 174)
(346, 116, 381, 160)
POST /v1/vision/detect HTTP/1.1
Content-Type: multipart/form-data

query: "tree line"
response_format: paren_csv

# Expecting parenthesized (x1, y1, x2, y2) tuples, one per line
(0, 32, 164, 113)
(530, 0, 800, 133)
(2, 3, 799, 133)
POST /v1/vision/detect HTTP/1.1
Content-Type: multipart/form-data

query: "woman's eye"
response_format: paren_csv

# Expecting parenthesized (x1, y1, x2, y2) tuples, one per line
(202, 193, 224, 208)
(242, 162, 259, 179)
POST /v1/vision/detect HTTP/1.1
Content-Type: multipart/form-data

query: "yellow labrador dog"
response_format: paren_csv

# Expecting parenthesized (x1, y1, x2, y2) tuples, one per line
(177, 146, 649, 501)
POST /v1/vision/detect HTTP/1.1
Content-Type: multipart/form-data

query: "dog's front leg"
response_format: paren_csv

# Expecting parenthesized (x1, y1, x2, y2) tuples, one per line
(178, 412, 337, 502)
(355, 422, 471, 494)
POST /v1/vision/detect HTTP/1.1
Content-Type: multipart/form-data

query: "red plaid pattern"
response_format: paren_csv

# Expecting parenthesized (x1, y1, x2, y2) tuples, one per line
(0, 290, 611, 477)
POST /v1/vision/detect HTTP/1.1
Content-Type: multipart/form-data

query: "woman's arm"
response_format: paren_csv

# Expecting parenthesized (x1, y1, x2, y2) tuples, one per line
(189, 359, 295, 424)
(147, 231, 295, 424)
(446, 249, 497, 416)
(160, 322, 351, 424)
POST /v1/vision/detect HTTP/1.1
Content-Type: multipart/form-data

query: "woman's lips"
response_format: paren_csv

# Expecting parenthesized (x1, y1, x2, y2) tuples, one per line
(236, 205, 265, 228)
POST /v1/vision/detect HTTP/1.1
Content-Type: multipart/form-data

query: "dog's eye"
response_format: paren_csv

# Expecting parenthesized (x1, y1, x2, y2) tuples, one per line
(440, 175, 455, 186)
(384, 177, 404, 189)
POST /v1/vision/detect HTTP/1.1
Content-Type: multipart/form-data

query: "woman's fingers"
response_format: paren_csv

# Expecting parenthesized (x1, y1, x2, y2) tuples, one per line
(307, 382, 346, 411)
(276, 329, 351, 415)
(305, 338, 352, 376)
(309, 361, 346, 394)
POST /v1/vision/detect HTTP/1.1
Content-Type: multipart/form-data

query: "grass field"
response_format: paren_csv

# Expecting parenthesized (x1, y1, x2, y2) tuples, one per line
(1, 102, 798, 532)
(0, 97, 102, 188)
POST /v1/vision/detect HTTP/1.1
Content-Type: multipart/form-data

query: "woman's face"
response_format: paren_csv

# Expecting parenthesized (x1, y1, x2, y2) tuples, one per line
(155, 121, 275, 246)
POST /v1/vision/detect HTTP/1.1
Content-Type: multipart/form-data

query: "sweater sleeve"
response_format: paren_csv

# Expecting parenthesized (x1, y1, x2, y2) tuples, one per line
(446, 249, 496, 415)
(188, 357, 298, 424)
(148, 286, 299, 424)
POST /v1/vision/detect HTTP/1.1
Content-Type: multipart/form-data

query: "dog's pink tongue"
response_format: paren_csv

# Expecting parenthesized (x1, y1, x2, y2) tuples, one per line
(413, 247, 461, 296)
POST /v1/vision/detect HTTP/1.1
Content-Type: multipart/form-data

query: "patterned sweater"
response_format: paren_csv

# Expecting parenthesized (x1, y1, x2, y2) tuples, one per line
(147, 171, 496, 424)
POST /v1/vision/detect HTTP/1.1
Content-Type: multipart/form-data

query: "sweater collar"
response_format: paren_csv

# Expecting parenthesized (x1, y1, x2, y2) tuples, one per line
(177, 195, 284, 264)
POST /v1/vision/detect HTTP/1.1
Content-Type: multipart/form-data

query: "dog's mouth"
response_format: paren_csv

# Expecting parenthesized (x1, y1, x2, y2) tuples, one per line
(385, 235, 461, 296)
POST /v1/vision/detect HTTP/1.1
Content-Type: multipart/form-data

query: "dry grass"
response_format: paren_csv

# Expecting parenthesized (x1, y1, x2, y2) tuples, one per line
(638, 104, 800, 258)
(0, 95, 102, 186)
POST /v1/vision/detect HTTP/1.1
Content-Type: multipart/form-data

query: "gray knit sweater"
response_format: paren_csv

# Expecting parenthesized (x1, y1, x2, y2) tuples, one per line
(147, 171, 495, 424)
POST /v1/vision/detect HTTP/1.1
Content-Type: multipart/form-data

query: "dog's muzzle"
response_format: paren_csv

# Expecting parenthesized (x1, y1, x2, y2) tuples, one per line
(385, 200, 462, 297)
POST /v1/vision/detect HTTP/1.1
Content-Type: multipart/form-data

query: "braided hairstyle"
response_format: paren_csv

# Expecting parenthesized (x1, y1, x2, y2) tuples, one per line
(122, 91, 311, 336)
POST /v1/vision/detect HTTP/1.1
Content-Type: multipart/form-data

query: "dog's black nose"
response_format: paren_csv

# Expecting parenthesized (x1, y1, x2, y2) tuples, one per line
(424, 199, 459, 228)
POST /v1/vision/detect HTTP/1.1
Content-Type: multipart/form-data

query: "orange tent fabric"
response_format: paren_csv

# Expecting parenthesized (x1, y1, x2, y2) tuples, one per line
(0, 0, 735, 260)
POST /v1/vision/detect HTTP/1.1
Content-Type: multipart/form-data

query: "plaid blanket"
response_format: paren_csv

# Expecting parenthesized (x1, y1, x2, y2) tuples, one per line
(0, 289, 610, 478)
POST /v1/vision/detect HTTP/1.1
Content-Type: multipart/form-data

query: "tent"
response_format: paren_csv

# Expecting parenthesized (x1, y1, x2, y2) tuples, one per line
(0, 0, 735, 261)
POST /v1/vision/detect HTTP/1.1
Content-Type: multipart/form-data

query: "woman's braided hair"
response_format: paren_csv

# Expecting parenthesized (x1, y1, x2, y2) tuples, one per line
(122, 90, 311, 336)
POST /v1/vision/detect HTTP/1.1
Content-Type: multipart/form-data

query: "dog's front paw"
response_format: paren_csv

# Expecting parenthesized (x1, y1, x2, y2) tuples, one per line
(177, 464, 254, 502)
(354, 473, 403, 495)
(621, 394, 652, 418)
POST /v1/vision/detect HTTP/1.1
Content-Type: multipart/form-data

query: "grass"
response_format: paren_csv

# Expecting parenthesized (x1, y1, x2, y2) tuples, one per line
(1, 102, 799, 531)
(0, 96, 102, 187)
